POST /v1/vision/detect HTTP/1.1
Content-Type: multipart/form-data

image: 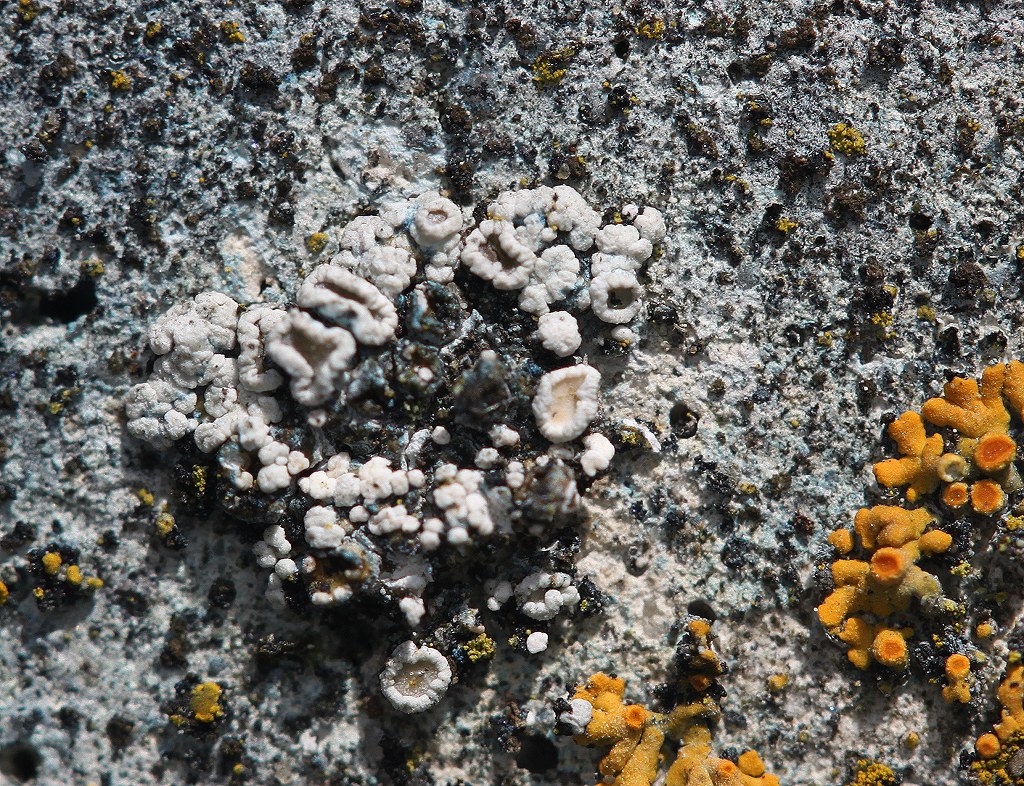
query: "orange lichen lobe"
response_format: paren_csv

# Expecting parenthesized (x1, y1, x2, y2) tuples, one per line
(738, 750, 766, 777)
(854, 505, 934, 550)
(838, 617, 875, 669)
(869, 547, 910, 585)
(872, 412, 948, 501)
(943, 482, 969, 508)
(1003, 360, 1024, 416)
(971, 479, 1005, 515)
(975, 433, 1017, 473)
(828, 529, 854, 554)
(942, 654, 971, 704)
(947, 653, 971, 679)
(975, 732, 1000, 759)
(871, 628, 909, 669)
(917, 529, 952, 554)
(921, 365, 1011, 438)
(189, 681, 223, 723)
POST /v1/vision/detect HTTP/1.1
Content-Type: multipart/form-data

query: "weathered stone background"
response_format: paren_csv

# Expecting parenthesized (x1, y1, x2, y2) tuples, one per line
(2, 0, 1024, 784)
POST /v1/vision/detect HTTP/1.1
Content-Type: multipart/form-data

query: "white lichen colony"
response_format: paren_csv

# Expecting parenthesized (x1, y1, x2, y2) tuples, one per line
(125, 185, 664, 711)
(379, 641, 453, 713)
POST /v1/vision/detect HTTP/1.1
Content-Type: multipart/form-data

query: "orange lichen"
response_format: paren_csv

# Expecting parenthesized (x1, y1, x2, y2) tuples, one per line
(871, 628, 909, 669)
(971, 661, 1024, 783)
(853, 506, 936, 551)
(942, 654, 972, 704)
(872, 412, 950, 501)
(993, 663, 1024, 742)
(815, 499, 950, 667)
(572, 673, 663, 785)
(571, 623, 778, 786)
(819, 502, 952, 668)
(824, 363, 1024, 694)
(828, 528, 854, 554)
(663, 699, 779, 786)
(921, 365, 1011, 438)
(943, 482, 969, 508)
(975, 433, 1017, 473)
(971, 479, 1006, 515)
(665, 731, 780, 786)
(1003, 360, 1024, 417)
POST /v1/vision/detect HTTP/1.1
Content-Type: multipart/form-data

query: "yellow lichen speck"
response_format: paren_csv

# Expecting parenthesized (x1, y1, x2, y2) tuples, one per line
(190, 682, 224, 723)
(305, 232, 329, 254)
(110, 70, 132, 91)
(635, 18, 666, 40)
(463, 633, 496, 662)
(220, 21, 246, 43)
(155, 511, 176, 536)
(845, 759, 898, 786)
(828, 123, 866, 156)
(41, 552, 62, 575)
(531, 47, 577, 88)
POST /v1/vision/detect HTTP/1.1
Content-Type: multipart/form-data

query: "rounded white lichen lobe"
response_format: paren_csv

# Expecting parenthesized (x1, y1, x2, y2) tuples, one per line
(297, 264, 398, 345)
(409, 192, 464, 248)
(558, 697, 594, 735)
(264, 309, 356, 407)
(536, 311, 582, 357)
(380, 641, 452, 713)
(532, 364, 601, 443)
(632, 206, 666, 243)
(589, 269, 643, 324)
(579, 433, 615, 476)
(461, 219, 537, 290)
(236, 305, 287, 393)
(515, 571, 580, 621)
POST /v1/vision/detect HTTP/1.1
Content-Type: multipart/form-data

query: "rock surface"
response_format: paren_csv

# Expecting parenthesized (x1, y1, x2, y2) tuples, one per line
(2, 1, 1024, 784)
